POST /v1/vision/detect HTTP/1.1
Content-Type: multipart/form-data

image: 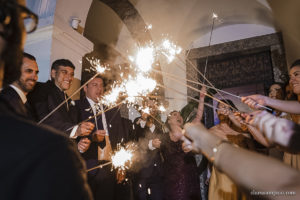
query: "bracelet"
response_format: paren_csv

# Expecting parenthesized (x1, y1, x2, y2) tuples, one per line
(211, 140, 231, 162)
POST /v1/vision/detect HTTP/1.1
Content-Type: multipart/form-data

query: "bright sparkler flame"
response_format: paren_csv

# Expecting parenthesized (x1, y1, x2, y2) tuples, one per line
(124, 75, 157, 98)
(212, 12, 218, 19)
(111, 144, 135, 170)
(131, 45, 155, 73)
(146, 24, 152, 30)
(101, 85, 124, 106)
(159, 39, 182, 63)
(86, 57, 108, 74)
(142, 107, 150, 114)
(158, 105, 166, 112)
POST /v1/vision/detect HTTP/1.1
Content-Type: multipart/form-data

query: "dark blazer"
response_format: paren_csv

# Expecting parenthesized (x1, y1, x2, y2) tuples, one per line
(27, 81, 79, 135)
(76, 97, 130, 172)
(132, 117, 164, 179)
(0, 86, 32, 119)
(0, 95, 93, 200)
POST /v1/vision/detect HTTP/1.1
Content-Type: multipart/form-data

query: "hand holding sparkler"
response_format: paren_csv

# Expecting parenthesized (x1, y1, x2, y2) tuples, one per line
(151, 138, 161, 148)
(78, 138, 91, 153)
(241, 95, 269, 110)
(76, 122, 95, 136)
(92, 130, 106, 142)
(116, 168, 126, 184)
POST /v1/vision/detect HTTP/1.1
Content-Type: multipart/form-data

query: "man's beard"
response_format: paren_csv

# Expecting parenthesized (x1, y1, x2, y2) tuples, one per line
(17, 79, 36, 93)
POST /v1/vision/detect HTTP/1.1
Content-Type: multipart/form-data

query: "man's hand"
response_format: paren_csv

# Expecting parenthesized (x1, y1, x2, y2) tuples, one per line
(77, 122, 94, 136)
(78, 138, 91, 153)
(116, 169, 126, 184)
(241, 95, 268, 110)
(92, 130, 106, 142)
(182, 123, 209, 153)
(152, 138, 161, 148)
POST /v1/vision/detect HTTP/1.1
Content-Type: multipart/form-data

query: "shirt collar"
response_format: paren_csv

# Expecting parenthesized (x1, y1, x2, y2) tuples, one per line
(10, 84, 27, 104)
(86, 96, 96, 106)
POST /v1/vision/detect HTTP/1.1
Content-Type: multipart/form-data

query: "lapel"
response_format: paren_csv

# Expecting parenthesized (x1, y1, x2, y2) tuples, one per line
(47, 81, 76, 122)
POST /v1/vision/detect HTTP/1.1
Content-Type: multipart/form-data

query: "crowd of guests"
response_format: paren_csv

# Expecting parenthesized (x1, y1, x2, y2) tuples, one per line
(1, 0, 300, 200)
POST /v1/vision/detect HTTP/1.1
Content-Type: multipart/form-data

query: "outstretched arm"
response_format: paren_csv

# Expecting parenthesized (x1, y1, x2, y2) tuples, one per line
(192, 86, 206, 124)
(241, 94, 300, 114)
(182, 123, 300, 197)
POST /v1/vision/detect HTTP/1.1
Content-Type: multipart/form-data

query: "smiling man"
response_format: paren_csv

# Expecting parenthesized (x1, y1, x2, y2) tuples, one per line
(29, 59, 94, 137)
(0, 52, 38, 118)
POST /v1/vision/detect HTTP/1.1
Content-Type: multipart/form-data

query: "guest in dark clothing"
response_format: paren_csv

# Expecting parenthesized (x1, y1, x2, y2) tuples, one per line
(28, 59, 94, 137)
(131, 99, 164, 200)
(76, 75, 131, 200)
(0, 52, 38, 119)
(0, 0, 92, 199)
(162, 111, 200, 200)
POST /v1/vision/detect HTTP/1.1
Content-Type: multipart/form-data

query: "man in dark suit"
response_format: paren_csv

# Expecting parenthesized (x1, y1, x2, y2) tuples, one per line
(28, 59, 94, 137)
(76, 75, 131, 200)
(0, 52, 38, 119)
(132, 99, 164, 200)
(0, 0, 92, 199)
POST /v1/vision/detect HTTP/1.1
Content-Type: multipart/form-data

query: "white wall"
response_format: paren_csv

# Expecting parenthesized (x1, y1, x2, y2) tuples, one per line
(192, 24, 276, 48)
(25, 0, 94, 82)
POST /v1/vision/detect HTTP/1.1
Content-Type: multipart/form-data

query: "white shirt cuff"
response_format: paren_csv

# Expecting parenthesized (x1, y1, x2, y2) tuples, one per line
(69, 125, 79, 138)
(148, 139, 156, 150)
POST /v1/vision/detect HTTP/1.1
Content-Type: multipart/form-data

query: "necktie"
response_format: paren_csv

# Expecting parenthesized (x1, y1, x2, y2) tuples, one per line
(64, 92, 69, 111)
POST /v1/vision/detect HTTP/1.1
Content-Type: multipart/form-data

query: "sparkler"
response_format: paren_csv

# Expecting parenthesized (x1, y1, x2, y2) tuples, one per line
(158, 38, 182, 63)
(86, 142, 136, 172)
(158, 105, 166, 112)
(129, 44, 155, 73)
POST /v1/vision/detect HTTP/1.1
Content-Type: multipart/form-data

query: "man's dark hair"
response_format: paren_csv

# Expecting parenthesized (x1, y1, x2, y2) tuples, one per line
(291, 59, 300, 69)
(51, 59, 75, 71)
(83, 74, 107, 88)
(23, 52, 36, 61)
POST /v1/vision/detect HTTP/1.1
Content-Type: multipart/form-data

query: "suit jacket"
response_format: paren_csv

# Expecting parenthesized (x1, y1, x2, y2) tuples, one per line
(27, 81, 79, 135)
(0, 94, 92, 200)
(0, 86, 32, 119)
(76, 97, 130, 173)
(132, 116, 164, 179)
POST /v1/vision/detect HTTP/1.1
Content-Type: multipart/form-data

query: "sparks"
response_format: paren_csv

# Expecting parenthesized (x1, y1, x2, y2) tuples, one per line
(159, 39, 182, 63)
(111, 143, 135, 170)
(158, 105, 166, 112)
(142, 107, 150, 114)
(130, 45, 155, 73)
(212, 12, 218, 19)
(146, 24, 152, 30)
(86, 57, 108, 74)
(124, 75, 157, 99)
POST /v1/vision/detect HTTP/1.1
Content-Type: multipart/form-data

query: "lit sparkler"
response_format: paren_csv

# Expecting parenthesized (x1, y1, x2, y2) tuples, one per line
(111, 143, 135, 170)
(158, 105, 166, 112)
(158, 38, 182, 63)
(86, 57, 108, 74)
(130, 45, 155, 73)
(146, 24, 152, 30)
(86, 142, 136, 172)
